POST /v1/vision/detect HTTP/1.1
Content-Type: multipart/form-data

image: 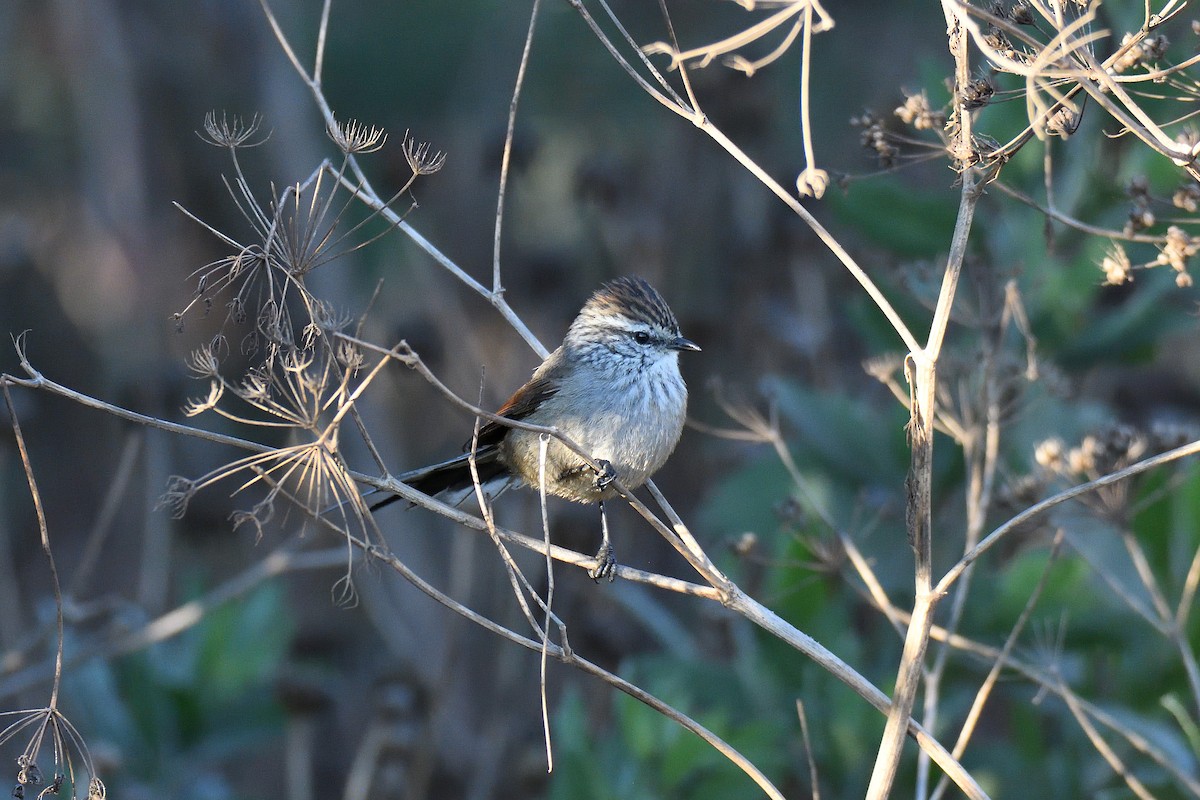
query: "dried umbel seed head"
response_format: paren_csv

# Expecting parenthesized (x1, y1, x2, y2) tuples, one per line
(962, 78, 994, 110)
(1149, 422, 1195, 452)
(1045, 104, 1082, 138)
(1124, 205, 1155, 236)
(1032, 426, 1152, 479)
(336, 339, 364, 372)
(998, 473, 1045, 510)
(15, 756, 40, 787)
(160, 476, 199, 518)
(983, 27, 1017, 60)
(199, 111, 268, 148)
(402, 131, 446, 176)
(1101, 244, 1132, 286)
(186, 344, 221, 378)
(1127, 175, 1151, 199)
(1155, 226, 1197, 287)
(1144, 34, 1170, 61)
(851, 111, 900, 168)
(862, 352, 905, 383)
(894, 91, 945, 131)
(849, 109, 880, 129)
(327, 118, 387, 154)
(1034, 437, 1066, 472)
(1088, 425, 1147, 472)
(731, 531, 759, 558)
(1010, 2, 1034, 24)
(1173, 181, 1200, 213)
(1114, 33, 1170, 72)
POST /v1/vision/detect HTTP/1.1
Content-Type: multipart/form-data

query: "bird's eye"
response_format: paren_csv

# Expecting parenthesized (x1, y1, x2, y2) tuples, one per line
(632, 331, 651, 345)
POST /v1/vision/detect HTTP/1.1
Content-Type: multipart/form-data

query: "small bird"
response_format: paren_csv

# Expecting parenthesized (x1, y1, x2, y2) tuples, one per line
(376, 276, 699, 580)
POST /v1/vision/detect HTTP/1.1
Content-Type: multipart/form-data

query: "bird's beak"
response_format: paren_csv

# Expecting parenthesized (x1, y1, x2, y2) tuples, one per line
(670, 336, 701, 352)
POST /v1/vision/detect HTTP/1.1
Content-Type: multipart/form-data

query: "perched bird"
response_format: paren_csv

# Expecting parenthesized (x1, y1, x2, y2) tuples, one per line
(376, 276, 699, 580)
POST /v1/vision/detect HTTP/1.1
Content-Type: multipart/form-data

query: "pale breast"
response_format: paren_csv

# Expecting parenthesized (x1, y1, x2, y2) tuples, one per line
(502, 356, 688, 502)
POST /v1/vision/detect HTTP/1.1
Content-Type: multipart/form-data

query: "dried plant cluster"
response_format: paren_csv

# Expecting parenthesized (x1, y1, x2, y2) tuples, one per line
(3, 0, 1200, 798)
(849, 0, 1200, 290)
(163, 113, 452, 558)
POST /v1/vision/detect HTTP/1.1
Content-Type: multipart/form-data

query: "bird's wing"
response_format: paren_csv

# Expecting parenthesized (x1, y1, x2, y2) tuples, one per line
(469, 373, 561, 450)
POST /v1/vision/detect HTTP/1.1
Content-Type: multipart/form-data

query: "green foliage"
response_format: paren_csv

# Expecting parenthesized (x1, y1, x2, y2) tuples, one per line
(1057, 269, 1193, 368)
(826, 178, 960, 259)
(765, 378, 911, 487)
(64, 583, 292, 798)
(548, 654, 799, 799)
(698, 451, 795, 544)
(10, 0, 1200, 796)
(548, 210, 1200, 800)
(1133, 466, 1196, 592)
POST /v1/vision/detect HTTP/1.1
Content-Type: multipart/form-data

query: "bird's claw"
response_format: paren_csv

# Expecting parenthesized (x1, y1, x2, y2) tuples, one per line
(593, 459, 617, 492)
(588, 541, 617, 582)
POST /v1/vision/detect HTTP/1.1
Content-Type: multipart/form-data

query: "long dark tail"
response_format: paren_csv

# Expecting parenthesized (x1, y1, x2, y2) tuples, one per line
(369, 444, 511, 512)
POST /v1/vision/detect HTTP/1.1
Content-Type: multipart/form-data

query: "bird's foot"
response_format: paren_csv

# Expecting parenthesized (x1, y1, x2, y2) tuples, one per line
(588, 541, 617, 582)
(592, 459, 617, 493)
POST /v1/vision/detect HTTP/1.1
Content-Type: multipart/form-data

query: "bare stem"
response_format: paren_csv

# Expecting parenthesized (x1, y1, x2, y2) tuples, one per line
(493, 0, 542, 295)
(2, 384, 64, 720)
(866, 6, 982, 794)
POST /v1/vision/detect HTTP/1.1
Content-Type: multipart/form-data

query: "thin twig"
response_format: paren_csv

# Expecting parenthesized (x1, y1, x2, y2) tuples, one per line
(928, 532, 1064, 800)
(565, 0, 920, 353)
(493, 0, 541, 294)
(938, 437, 1200, 595)
(257, 0, 549, 356)
(862, 569, 1200, 797)
(0, 544, 346, 699)
(537, 434, 554, 772)
(67, 430, 143, 598)
(796, 699, 821, 800)
(920, 275, 1007, 796)
(1062, 682, 1156, 800)
(866, 5, 982, 792)
(327, 524, 790, 800)
(314, 0, 332, 83)
(3, 383, 64, 716)
(725, 586, 989, 799)
(990, 179, 1166, 244)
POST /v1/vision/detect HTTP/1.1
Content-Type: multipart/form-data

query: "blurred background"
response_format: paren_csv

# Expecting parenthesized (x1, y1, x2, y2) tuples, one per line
(3, 1, 1200, 798)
